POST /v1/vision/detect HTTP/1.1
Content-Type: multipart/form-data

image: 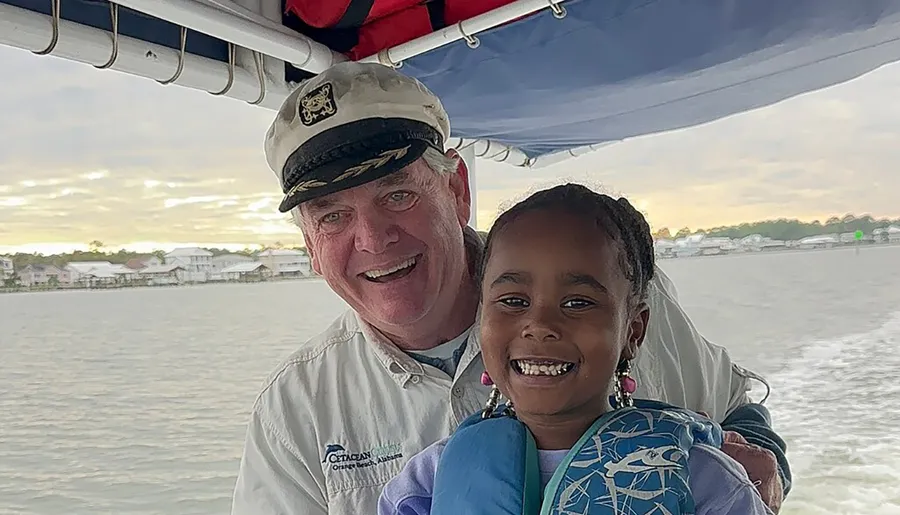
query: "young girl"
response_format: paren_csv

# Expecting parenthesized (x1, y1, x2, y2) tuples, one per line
(377, 184, 770, 515)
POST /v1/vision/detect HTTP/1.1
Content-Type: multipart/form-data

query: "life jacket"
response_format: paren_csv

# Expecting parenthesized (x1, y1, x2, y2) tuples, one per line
(431, 400, 723, 515)
(284, 0, 518, 60)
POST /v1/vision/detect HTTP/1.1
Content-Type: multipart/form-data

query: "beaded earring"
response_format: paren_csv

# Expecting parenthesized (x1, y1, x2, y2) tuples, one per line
(614, 359, 637, 409)
(480, 371, 515, 418)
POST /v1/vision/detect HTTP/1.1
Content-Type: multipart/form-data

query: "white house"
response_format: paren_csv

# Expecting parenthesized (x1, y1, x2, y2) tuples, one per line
(66, 261, 137, 286)
(210, 253, 254, 280)
(139, 264, 188, 285)
(164, 247, 213, 282)
(19, 264, 69, 287)
(221, 262, 273, 282)
(258, 249, 311, 277)
(125, 256, 163, 270)
(0, 256, 13, 279)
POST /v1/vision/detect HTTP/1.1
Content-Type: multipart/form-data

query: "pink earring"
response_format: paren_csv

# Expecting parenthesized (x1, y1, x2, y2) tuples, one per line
(614, 360, 636, 408)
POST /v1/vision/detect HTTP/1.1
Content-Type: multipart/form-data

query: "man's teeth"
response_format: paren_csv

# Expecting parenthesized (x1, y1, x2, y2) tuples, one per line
(364, 258, 416, 279)
(514, 360, 573, 376)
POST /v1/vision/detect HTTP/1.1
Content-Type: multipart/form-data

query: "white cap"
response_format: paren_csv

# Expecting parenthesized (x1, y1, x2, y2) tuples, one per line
(264, 61, 450, 212)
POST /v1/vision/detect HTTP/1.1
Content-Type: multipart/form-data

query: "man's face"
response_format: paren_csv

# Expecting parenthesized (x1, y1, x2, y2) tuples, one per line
(300, 152, 471, 332)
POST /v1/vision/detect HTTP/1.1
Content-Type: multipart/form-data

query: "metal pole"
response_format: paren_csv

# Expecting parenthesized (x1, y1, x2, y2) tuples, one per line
(459, 145, 478, 230)
(0, 3, 290, 110)
(110, 0, 344, 72)
(358, 0, 567, 66)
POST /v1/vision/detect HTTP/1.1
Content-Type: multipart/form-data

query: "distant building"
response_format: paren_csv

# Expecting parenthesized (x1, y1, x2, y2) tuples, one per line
(874, 225, 900, 244)
(221, 262, 273, 282)
(164, 247, 213, 282)
(139, 264, 188, 285)
(125, 256, 163, 270)
(65, 261, 136, 286)
(258, 249, 311, 277)
(19, 264, 68, 287)
(211, 254, 254, 276)
(0, 256, 13, 279)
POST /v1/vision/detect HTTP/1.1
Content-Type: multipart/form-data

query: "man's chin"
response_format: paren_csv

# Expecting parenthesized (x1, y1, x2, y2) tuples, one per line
(355, 296, 432, 330)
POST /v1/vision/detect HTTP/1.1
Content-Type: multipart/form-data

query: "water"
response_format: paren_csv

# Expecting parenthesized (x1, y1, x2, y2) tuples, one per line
(2, 246, 899, 515)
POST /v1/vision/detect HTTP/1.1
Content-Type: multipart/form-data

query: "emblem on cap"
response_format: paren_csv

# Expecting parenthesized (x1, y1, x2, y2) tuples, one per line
(299, 83, 337, 126)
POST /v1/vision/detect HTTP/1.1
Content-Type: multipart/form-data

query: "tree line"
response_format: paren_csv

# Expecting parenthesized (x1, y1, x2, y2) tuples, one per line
(653, 214, 900, 241)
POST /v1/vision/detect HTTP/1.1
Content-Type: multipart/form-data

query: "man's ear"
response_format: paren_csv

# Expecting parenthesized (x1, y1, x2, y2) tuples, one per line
(444, 148, 472, 227)
(622, 302, 650, 361)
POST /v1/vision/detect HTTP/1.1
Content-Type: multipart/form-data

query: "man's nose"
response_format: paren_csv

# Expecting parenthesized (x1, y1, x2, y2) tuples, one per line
(353, 210, 399, 254)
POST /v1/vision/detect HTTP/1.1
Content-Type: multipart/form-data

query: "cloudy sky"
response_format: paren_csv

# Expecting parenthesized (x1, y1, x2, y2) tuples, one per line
(2, 45, 900, 254)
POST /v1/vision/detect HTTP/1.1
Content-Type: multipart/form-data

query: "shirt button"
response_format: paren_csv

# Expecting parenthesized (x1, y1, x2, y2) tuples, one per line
(452, 386, 462, 397)
(411, 375, 421, 384)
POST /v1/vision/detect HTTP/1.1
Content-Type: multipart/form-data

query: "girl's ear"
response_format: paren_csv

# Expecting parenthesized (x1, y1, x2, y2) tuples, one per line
(622, 302, 650, 361)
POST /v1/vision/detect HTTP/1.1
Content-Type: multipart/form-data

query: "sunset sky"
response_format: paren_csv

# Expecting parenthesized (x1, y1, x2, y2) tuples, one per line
(2, 45, 899, 255)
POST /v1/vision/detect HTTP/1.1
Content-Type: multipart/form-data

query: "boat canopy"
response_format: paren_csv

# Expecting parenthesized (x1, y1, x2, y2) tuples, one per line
(3, 0, 900, 167)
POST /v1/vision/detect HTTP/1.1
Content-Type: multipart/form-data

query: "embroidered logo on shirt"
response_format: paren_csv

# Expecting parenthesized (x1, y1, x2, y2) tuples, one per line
(321, 442, 404, 472)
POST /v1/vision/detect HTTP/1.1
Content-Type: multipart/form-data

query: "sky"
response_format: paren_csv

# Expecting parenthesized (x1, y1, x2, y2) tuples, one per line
(2, 45, 900, 255)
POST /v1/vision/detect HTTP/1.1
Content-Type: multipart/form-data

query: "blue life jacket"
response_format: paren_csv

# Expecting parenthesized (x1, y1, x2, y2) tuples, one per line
(431, 400, 723, 515)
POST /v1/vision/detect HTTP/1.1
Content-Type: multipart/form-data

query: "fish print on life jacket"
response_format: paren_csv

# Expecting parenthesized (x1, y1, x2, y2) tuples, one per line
(432, 400, 723, 515)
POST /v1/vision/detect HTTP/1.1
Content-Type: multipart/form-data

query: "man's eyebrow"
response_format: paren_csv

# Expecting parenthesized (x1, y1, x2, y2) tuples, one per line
(305, 197, 336, 212)
(490, 271, 530, 288)
(375, 170, 411, 188)
(562, 272, 609, 294)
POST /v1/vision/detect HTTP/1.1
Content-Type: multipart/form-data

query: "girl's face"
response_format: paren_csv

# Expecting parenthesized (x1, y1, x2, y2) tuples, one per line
(480, 209, 649, 426)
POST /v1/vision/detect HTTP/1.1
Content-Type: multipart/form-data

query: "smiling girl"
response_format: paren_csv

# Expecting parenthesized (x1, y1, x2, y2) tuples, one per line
(377, 183, 770, 515)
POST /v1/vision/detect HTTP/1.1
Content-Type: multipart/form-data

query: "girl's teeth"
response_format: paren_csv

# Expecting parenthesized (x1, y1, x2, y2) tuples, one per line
(515, 360, 572, 376)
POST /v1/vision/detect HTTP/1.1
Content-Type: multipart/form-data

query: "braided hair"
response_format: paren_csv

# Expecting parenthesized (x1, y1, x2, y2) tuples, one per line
(479, 183, 656, 306)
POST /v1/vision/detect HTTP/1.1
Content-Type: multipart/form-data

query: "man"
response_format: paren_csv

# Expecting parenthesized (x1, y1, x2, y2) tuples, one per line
(231, 61, 790, 515)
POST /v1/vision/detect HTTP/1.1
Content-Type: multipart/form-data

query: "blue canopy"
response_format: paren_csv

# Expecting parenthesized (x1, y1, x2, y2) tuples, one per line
(6, 0, 900, 161)
(400, 0, 900, 158)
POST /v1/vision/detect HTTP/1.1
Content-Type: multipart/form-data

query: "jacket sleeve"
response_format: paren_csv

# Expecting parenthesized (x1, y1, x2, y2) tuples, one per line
(231, 405, 328, 515)
(721, 403, 792, 498)
(638, 265, 762, 422)
(378, 439, 446, 515)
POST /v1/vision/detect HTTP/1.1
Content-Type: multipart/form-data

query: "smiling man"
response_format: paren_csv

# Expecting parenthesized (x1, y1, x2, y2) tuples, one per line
(231, 62, 790, 515)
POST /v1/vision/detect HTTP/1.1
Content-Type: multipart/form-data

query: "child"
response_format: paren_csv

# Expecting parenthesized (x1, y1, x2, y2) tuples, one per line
(377, 184, 770, 515)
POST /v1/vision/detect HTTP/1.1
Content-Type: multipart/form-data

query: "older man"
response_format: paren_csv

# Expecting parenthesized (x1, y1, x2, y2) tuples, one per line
(231, 61, 790, 515)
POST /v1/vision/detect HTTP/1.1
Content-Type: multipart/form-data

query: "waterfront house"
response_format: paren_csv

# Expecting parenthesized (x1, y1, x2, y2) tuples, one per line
(221, 262, 273, 282)
(164, 247, 213, 282)
(258, 249, 311, 277)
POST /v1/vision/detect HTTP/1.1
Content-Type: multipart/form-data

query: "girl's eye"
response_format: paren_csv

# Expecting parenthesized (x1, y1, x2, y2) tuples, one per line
(498, 296, 530, 308)
(562, 298, 594, 309)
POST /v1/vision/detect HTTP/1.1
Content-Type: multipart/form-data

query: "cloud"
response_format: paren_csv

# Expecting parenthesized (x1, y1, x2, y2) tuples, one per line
(2, 45, 900, 253)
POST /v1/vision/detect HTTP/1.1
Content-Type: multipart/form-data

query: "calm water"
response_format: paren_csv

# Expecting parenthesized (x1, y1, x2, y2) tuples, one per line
(2, 246, 900, 515)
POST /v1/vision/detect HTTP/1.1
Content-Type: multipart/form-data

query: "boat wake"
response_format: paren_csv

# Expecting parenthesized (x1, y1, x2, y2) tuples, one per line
(765, 310, 900, 515)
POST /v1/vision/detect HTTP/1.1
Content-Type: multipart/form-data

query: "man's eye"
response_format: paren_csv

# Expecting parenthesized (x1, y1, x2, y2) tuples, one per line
(385, 191, 416, 208)
(320, 212, 341, 224)
(389, 192, 410, 202)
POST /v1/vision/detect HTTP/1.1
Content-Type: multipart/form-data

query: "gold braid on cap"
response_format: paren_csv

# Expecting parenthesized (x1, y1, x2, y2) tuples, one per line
(333, 146, 410, 182)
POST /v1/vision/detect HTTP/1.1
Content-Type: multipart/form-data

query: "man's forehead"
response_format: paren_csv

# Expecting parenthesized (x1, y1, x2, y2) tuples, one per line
(302, 170, 415, 211)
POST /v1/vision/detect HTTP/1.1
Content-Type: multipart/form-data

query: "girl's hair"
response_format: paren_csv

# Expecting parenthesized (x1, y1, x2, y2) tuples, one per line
(479, 183, 656, 305)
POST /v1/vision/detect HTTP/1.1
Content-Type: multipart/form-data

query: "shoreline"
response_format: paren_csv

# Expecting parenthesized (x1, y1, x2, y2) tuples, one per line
(0, 274, 322, 295)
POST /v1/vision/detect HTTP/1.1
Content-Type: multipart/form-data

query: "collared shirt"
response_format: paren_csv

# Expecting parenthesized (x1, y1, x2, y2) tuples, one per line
(406, 328, 472, 378)
(230, 264, 762, 515)
(231, 310, 490, 515)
